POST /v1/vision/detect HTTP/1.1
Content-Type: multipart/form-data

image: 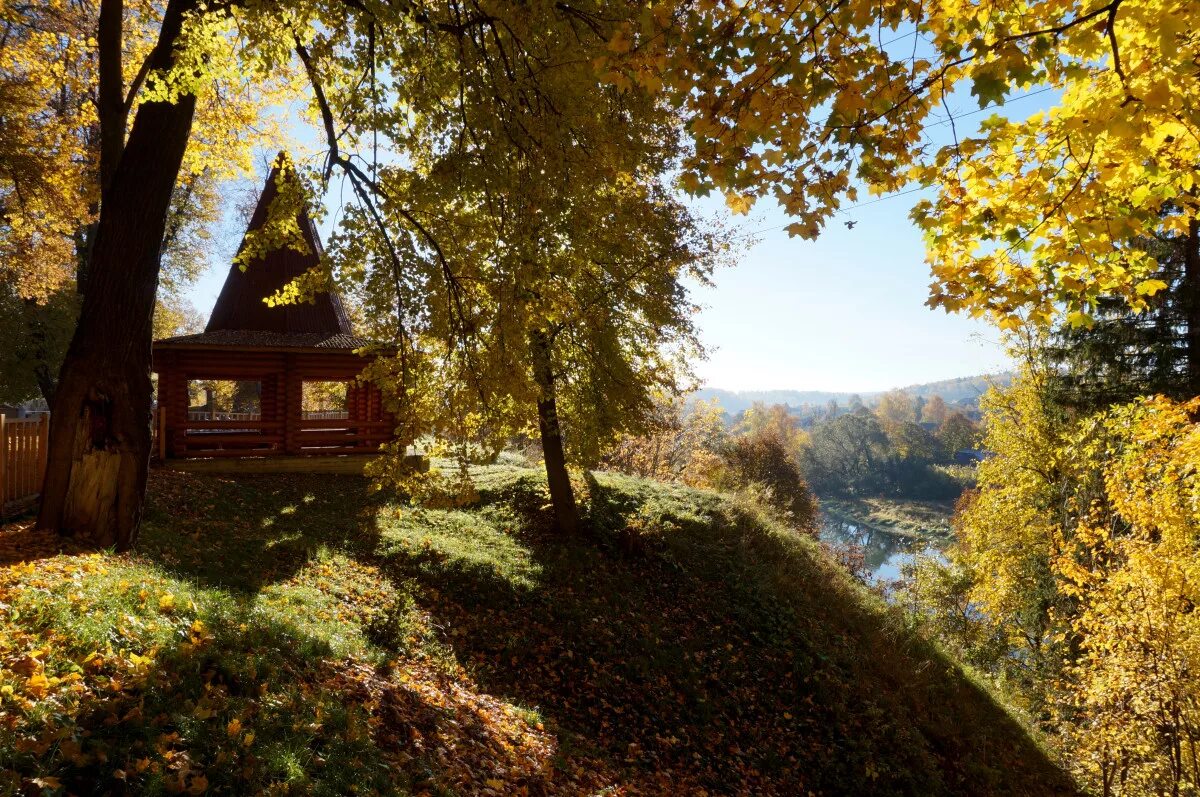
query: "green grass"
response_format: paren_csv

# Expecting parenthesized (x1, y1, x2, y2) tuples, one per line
(0, 465, 1074, 795)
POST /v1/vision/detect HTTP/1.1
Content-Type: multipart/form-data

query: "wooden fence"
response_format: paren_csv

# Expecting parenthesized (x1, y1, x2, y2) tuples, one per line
(1, 414, 48, 518)
(0, 410, 171, 519)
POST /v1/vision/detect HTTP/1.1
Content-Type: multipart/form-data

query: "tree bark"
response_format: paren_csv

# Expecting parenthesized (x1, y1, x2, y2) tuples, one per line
(531, 330, 580, 534)
(97, 0, 126, 198)
(1184, 217, 1200, 397)
(37, 0, 199, 550)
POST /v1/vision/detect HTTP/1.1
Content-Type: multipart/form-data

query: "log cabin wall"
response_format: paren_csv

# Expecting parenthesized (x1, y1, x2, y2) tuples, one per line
(153, 347, 392, 459)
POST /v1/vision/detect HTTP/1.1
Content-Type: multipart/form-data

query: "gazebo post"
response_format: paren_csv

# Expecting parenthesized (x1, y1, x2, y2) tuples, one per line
(284, 360, 303, 455)
(260, 373, 281, 452)
(157, 359, 188, 459)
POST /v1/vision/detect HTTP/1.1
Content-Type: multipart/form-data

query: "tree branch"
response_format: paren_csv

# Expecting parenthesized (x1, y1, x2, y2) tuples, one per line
(96, 0, 125, 197)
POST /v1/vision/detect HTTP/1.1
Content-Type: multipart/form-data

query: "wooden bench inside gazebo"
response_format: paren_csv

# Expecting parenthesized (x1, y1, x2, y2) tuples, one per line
(153, 155, 394, 473)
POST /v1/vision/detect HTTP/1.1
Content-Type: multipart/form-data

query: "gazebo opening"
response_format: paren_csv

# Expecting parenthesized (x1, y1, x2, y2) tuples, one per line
(302, 381, 349, 419)
(188, 380, 263, 421)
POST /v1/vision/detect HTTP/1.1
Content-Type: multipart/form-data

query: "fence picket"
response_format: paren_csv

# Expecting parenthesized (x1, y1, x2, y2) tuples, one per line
(0, 415, 7, 507)
(1, 414, 48, 517)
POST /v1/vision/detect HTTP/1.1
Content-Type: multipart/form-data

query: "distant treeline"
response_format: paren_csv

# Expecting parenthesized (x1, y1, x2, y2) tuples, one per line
(605, 388, 983, 517)
(714, 390, 983, 500)
(691, 372, 1009, 417)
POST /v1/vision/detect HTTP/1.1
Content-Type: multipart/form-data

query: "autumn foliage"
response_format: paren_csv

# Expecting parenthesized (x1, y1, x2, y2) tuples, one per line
(906, 365, 1200, 795)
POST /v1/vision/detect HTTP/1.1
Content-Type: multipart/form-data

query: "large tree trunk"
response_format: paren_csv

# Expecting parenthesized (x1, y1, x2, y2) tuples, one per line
(1184, 217, 1200, 397)
(37, 0, 199, 550)
(531, 330, 580, 534)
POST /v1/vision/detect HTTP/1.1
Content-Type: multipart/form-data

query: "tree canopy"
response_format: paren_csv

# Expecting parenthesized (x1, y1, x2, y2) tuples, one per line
(3, 0, 1198, 545)
(604, 0, 1199, 325)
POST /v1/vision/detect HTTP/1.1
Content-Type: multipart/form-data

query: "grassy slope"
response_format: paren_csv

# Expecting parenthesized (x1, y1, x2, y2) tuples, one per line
(0, 466, 1074, 796)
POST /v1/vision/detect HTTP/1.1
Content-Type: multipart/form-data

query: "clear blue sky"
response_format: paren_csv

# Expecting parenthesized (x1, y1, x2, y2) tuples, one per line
(684, 83, 1058, 393)
(686, 191, 1010, 393)
(187, 86, 1056, 395)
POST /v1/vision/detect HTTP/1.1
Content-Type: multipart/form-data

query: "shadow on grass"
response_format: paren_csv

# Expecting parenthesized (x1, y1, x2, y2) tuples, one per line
(396, 471, 1077, 796)
(137, 469, 388, 594)
(125, 467, 1076, 795)
(1, 585, 578, 795)
(0, 524, 93, 566)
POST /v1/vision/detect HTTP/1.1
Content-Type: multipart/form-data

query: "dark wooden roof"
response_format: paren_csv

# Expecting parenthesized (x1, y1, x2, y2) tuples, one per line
(204, 153, 353, 336)
(153, 330, 371, 352)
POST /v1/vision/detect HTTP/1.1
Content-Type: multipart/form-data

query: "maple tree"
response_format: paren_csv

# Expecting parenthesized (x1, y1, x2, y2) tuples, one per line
(875, 390, 918, 429)
(0, 2, 281, 406)
(942, 361, 1071, 709)
(13, 0, 727, 544)
(605, 397, 729, 486)
(1052, 396, 1200, 794)
(734, 402, 810, 460)
(935, 410, 979, 451)
(15, 0, 300, 548)
(906, 347, 1200, 793)
(270, 0, 727, 533)
(920, 394, 949, 426)
(604, 0, 1199, 329)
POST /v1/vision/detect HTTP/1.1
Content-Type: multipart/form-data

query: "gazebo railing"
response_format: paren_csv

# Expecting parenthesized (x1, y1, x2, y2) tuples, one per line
(294, 418, 392, 454)
(187, 411, 262, 422)
(174, 416, 391, 458)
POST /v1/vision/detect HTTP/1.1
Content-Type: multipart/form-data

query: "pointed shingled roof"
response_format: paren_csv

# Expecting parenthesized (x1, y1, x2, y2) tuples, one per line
(204, 153, 352, 336)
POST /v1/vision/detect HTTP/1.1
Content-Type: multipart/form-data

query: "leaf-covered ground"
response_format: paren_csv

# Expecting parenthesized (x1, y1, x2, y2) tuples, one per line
(0, 466, 1075, 795)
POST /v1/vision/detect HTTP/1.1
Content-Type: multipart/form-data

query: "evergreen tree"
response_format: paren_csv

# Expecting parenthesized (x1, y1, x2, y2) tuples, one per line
(1047, 225, 1200, 409)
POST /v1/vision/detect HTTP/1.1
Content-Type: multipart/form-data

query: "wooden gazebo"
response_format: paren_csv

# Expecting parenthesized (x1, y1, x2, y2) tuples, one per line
(153, 155, 393, 463)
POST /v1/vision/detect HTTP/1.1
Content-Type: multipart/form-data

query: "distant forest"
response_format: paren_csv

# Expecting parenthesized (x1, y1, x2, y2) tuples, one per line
(692, 373, 1011, 418)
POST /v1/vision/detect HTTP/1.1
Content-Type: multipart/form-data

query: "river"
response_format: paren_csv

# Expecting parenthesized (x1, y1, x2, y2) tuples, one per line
(818, 514, 946, 585)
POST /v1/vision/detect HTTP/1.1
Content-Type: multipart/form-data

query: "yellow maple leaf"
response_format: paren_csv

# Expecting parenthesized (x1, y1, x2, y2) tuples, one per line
(724, 191, 755, 215)
(226, 718, 241, 737)
(26, 673, 50, 699)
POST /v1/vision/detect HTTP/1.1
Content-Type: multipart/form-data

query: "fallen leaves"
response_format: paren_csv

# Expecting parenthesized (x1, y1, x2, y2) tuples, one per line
(0, 469, 1071, 795)
(25, 673, 49, 699)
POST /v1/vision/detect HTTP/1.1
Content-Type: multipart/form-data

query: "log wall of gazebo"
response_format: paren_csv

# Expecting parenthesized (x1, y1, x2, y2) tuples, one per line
(155, 347, 392, 459)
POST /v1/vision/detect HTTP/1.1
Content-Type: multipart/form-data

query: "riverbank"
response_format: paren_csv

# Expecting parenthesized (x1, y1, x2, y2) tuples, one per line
(820, 496, 957, 541)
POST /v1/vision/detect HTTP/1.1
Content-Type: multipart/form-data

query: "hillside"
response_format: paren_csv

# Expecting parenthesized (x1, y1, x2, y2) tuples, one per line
(0, 466, 1074, 795)
(695, 373, 1012, 415)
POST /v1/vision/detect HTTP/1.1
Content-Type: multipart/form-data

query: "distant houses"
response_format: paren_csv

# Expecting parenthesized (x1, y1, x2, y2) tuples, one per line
(953, 449, 994, 466)
(0, 399, 49, 419)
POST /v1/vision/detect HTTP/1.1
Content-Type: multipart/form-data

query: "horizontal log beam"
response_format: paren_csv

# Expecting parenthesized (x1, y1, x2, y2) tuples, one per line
(183, 433, 284, 445)
(296, 420, 392, 430)
(181, 420, 284, 430)
(176, 448, 285, 458)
